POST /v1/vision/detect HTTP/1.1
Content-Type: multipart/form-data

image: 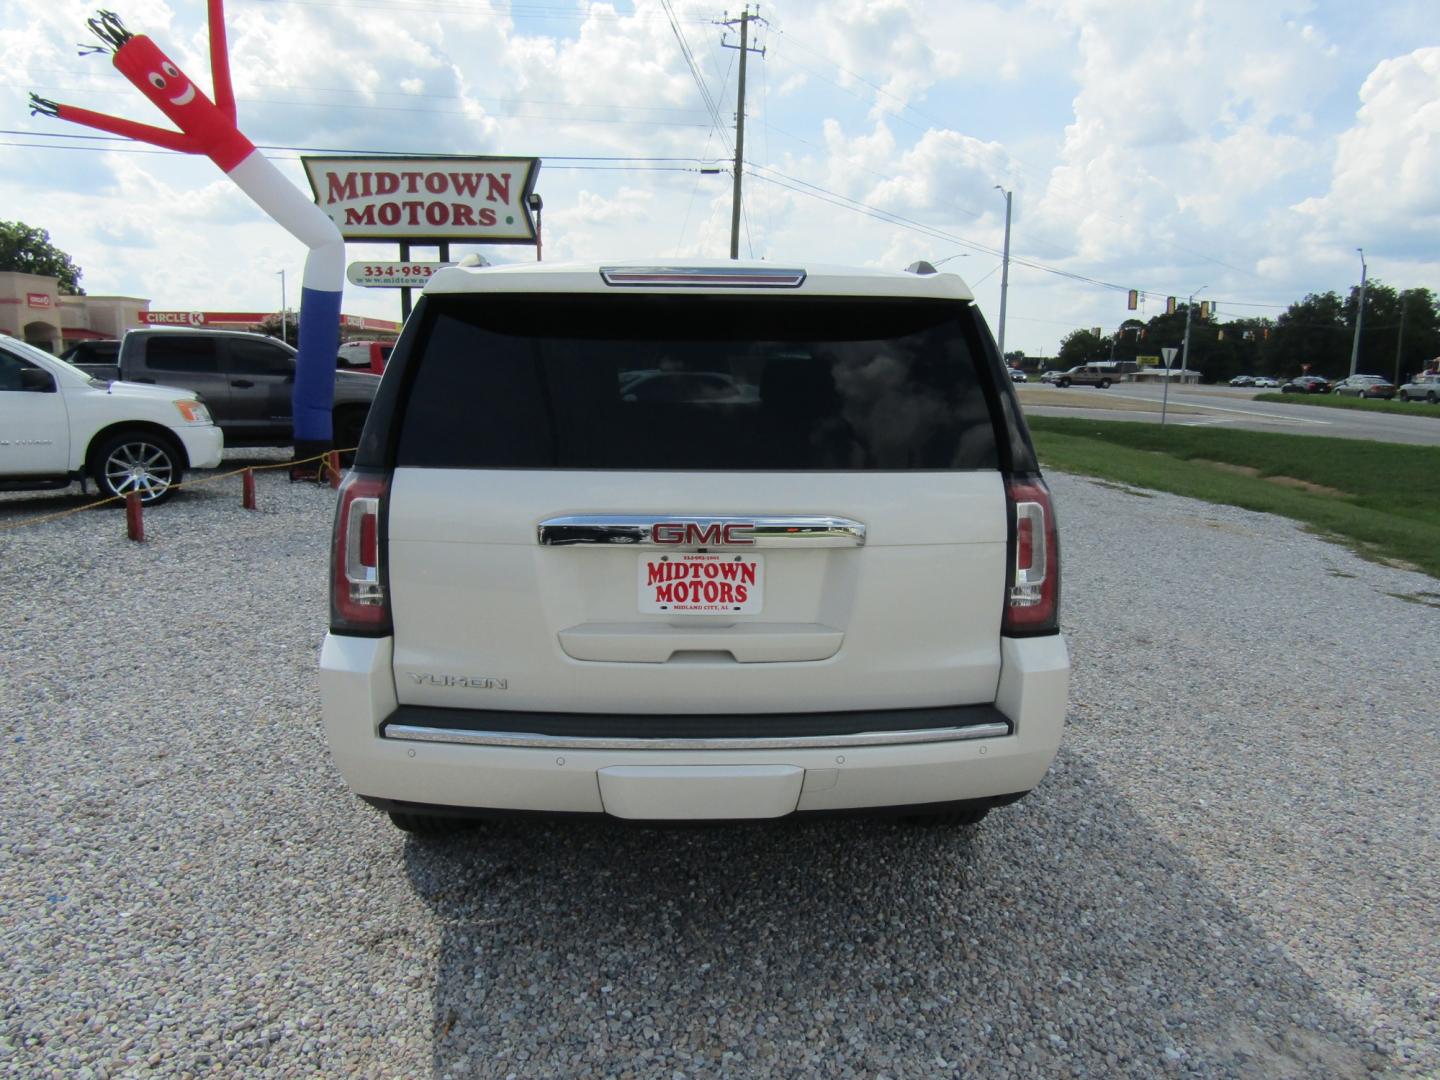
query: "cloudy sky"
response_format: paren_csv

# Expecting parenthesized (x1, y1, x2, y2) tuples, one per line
(1, 0, 1436, 355)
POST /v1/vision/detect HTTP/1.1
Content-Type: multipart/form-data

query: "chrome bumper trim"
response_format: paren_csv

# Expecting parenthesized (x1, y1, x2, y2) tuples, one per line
(382, 721, 1010, 752)
(537, 515, 866, 548)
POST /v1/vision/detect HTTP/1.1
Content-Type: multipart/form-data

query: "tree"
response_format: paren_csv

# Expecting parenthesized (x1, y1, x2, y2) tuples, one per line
(0, 221, 85, 294)
(1392, 287, 1440, 384)
(1269, 291, 1348, 378)
(256, 311, 298, 347)
(1057, 328, 1106, 367)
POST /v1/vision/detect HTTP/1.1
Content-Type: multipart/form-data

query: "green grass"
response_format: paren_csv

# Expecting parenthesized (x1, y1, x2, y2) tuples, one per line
(1253, 392, 1440, 418)
(1027, 416, 1440, 579)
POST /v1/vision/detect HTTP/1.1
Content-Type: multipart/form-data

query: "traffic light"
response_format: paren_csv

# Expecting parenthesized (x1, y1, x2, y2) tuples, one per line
(1127, 289, 1138, 310)
(1166, 296, 1177, 315)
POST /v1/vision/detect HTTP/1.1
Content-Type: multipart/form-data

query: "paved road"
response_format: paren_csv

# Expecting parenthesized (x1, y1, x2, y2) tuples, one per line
(1018, 383, 1440, 445)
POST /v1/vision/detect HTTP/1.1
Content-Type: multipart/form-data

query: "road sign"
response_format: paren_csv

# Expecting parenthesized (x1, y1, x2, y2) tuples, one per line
(346, 261, 453, 288)
(1161, 347, 1178, 369)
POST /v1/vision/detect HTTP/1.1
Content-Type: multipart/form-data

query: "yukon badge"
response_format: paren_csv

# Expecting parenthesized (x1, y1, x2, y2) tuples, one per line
(409, 673, 508, 689)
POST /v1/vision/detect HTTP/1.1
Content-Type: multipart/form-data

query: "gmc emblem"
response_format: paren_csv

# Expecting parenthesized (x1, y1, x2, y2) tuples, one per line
(652, 521, 755, 546)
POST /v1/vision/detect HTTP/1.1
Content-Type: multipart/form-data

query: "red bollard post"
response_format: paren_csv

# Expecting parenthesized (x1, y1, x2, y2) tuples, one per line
(125, 491, 144, 542)
(327, 451, 342, 489)
(242, 467, 257, 510)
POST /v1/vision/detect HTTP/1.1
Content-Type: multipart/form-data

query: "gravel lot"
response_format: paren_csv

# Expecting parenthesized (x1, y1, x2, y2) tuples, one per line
(1, 460, 1435, 1078)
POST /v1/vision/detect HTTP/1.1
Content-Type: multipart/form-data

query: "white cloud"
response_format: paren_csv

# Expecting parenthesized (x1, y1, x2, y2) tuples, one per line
(1291, 48, 1440, 249)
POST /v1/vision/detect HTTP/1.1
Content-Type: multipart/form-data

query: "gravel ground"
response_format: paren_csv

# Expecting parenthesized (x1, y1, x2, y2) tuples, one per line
(0, 461, 1435, 1078)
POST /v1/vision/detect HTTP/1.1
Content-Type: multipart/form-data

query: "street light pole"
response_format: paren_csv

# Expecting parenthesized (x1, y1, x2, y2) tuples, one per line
(994, 186, 1012, 360)
(1348, 247, 1368, 377)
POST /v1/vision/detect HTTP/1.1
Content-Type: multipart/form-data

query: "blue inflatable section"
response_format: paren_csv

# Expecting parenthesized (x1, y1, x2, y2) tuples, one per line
(292, 285, 342, 443)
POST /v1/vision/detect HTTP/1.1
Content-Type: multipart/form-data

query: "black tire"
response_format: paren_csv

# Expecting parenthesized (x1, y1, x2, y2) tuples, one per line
(1281, 385, 1294, 393)
(89, 429, 183, 505)
(1427, 391, 1438, 404)
(1098, 379, 1111, 389)
(1058, 378, 1071, 388)
(333, 408, 367, 466)
(387, 811, 473, 837)
(904, 804, 991, 827)
(1399, 392, 1409, 402)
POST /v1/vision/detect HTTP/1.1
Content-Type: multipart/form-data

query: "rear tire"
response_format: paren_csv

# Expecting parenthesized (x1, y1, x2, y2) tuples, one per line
(1098, 379, 1111, 389)
(1058, 378, 1070, 388)
(89, 429, 184, 506)
(387, 811, 473, 837)
(904, 803, 991, 827)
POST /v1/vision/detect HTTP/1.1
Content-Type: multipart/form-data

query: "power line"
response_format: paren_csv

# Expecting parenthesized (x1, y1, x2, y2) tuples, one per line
(659, 0, 732, 154)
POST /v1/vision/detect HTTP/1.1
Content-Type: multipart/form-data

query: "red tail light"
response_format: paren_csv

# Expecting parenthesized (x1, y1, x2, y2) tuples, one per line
(331, 471, 391, 635)
(1004, 476, 1060, 635)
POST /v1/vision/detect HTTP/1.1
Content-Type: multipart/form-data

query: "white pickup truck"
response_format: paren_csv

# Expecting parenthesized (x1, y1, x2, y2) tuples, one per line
(0, 334, 223, 505)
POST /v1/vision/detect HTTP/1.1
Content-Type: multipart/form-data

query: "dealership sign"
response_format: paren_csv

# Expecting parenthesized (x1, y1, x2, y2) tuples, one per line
(302, 156, 539, 243)
(346, 261, 454, 289)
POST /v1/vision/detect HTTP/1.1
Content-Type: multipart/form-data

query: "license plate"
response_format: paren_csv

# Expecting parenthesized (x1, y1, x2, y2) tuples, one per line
(638, 553, 764, 614)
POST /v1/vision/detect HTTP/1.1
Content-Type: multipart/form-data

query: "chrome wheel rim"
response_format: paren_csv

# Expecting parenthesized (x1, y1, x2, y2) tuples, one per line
(103, 440, 175, 502)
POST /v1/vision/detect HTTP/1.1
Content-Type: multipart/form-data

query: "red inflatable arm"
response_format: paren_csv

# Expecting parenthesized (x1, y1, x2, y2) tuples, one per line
(51, 102, 200, 154)
(207, 0, 237, 124)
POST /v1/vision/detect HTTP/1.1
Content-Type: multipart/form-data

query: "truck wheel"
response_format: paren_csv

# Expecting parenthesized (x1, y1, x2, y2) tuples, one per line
(1428, 391, 1438, 404)
(1098, 379, 1111, 389)
(90, 430, 183, 506)
(333, 408, 367, 465)
(1058, 378, 1070, 388)
(387, 811, 473, 837)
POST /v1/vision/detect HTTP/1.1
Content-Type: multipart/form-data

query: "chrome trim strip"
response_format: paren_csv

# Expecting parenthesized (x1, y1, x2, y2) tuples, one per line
(599, 266, 807, 289)
(537, 515, 866, 548)
(382, 721, 1010, 751)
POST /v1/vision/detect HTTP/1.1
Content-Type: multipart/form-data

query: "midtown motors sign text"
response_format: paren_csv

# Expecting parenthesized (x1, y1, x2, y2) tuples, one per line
(302, 155, 539, 243)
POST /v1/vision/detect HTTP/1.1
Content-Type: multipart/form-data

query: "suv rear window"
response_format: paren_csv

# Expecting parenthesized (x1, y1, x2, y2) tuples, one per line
(395, 295, 999, 471)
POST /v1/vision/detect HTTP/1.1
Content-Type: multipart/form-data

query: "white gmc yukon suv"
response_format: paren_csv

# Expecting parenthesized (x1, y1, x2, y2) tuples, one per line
(319, 261, 1069, 833)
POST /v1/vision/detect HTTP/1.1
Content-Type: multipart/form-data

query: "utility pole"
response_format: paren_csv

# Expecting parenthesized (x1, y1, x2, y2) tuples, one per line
(1394, 296, 1407, 386)
(1348, 247, 1367, 376)
(277, 269, 287, 344)
(721, 7, 765, 260)
(1180, 285, 1207, 384)
(994, 186, 1012, 360)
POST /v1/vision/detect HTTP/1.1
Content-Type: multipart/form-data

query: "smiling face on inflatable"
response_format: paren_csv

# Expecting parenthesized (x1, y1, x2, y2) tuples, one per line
(110, 34, 253, 170)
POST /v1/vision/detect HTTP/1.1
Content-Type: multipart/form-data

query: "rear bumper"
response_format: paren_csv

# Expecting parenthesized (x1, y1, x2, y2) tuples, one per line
(319, 633, 1069, 820)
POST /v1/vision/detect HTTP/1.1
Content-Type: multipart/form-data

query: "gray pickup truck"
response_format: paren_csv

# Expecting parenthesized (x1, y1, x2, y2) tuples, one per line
(76, 327, 379, 447)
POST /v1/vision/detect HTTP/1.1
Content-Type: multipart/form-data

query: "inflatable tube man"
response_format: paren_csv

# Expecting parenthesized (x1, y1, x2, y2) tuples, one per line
(32, 3, 344, 458)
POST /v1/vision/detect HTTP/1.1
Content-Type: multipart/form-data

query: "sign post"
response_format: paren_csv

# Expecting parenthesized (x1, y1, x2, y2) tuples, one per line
(1161, 346, 1179, 426)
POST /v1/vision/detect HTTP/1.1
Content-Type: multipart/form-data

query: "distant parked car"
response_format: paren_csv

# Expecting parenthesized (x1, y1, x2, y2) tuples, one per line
(1331, 375, 1396, 399)
(1397, 374, 1440, 403)
(1281, 375, 1330, 394)
(1008, 368, 1027, 382)
(1253, 376, 1280, 388)
(337, 340, 393, 375)
(1229, 374, 1255, 386)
